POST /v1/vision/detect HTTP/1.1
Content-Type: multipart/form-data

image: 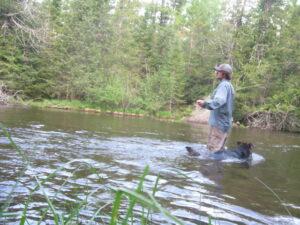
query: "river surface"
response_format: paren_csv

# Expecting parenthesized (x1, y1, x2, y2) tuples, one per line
(0, 106, 300, 225)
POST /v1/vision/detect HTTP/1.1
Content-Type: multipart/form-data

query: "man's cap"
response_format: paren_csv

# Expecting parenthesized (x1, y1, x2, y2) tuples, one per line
(214, 64, 233, 75)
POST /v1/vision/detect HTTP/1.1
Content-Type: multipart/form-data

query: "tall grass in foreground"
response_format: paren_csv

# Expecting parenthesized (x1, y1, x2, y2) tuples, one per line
(0, 123, 186, 225)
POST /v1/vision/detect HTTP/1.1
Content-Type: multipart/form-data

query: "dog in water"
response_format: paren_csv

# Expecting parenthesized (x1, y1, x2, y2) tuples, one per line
(186, 141, 254, 161)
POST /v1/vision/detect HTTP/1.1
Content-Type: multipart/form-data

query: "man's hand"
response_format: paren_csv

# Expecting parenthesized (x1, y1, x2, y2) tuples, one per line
(196, 99, 205, 108)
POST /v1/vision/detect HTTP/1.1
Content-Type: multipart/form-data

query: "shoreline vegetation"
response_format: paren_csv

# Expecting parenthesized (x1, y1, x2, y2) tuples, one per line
(6, 98, 300, 133)
(20, 99, 194, 122)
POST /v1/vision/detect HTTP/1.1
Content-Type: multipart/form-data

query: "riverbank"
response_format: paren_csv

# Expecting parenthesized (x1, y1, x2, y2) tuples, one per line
(8, 99, 300, 132)
(21, 99, 194, 122)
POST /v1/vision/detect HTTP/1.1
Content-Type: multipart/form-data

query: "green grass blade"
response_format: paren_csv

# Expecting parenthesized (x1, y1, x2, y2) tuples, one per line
(208, 216, 212, 225)
(0, 124, 30, 215)
(87, 201, 112, 225)
(109, 190, 123, 225)
(64, 200, 87, 225)
(255, 177, 292, 217)
(0, 170, 25, 217)
(38, 164, 89, 225)
(145, 173, 160, 224)
(0, 123, 30, 164)
(118, 188, 184, 225)
(148, 194, 184, 225)
(34, 176, 60, 225)
(0, 124, 32, 225)
(122, 165, 149, 225)
(64, 186, 105, 224)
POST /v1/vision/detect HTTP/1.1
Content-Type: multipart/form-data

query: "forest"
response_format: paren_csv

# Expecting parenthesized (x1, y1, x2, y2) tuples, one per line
(0, 0, 299, 132)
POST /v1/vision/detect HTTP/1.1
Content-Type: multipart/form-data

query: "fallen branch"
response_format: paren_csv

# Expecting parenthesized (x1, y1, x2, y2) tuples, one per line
(0, 82, 10, 105)
(245, 110, 300, 132)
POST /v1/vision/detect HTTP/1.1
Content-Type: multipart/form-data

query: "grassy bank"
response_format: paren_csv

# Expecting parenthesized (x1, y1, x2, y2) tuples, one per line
(21, 99, 193, 122)
(12, 99, 300, 132)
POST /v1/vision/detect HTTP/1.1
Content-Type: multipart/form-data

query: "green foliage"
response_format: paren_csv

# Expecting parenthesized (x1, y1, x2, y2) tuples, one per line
(182, 0, 223, 103)
(0, 0, 299, 131)
(230, 0, 300, 130)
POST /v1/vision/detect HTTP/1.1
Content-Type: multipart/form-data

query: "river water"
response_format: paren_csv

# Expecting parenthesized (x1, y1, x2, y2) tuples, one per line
(0, 106, 299, 224)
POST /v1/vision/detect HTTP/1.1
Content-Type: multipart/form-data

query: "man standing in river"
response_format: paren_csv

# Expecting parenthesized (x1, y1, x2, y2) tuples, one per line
(197, 64, 235, 152)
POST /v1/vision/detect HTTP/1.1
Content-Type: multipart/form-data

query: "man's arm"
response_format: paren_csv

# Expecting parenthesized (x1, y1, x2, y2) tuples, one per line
(197, 84, 228, 110)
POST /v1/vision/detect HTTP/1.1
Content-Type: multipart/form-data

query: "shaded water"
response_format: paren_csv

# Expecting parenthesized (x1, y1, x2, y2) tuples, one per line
(0, 106, 300, 224)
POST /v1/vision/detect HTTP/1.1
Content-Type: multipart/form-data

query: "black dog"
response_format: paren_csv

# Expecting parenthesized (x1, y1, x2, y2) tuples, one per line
(186, 141, 254, 161)
(186, 146, 201, 156)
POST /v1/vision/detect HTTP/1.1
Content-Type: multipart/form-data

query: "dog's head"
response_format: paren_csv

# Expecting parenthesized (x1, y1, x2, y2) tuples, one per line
(237, 142, 254, 149)
(236, 141, 254, 158)
(186, 146, 200, 156)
